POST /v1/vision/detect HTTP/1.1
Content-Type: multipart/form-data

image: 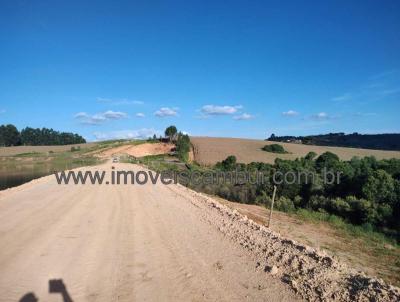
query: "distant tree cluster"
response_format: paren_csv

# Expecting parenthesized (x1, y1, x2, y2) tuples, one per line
(268, 132, 400, 151)
(0, 124, 20, 146)
(0, 124, 86, 146)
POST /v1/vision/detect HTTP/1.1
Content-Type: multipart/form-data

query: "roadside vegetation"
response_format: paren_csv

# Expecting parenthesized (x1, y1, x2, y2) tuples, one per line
(176, 133, 191, 161)
(165, 125, 192, 162)
(205, 153, 400, 242)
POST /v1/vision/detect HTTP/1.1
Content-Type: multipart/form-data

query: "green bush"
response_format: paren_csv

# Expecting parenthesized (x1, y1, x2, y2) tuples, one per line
(262, 144, 287, 154)
(346, 196, 376, 224)
(362, 169, 396, 204)
(175, 133, 191, 162)
(316, 151, 340, 170)
(327, 197, 351, 216)
(216, 155, 237, 171)
(275, 196, 295, 212)
(305, 151, 317, 160)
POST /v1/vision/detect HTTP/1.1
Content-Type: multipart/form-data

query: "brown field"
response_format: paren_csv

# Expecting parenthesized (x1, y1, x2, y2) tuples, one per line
(191, 136, 400, 165)
(0, 143, 98, 156)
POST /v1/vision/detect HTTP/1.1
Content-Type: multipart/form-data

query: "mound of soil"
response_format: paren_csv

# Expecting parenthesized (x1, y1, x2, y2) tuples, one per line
(100, 142, 174, 158)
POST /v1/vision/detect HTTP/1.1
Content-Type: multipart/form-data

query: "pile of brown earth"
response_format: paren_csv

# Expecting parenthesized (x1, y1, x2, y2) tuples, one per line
(167, 184, 400, 301)
(98, 142, 174, 158)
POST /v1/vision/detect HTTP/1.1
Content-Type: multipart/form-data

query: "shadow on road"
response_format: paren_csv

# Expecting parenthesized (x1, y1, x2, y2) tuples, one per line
(19, 279, 73, 302)
(19, 293, 38, 302)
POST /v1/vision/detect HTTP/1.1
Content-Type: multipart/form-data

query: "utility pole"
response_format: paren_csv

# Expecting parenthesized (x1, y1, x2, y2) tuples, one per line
(267, 185, 277, 228)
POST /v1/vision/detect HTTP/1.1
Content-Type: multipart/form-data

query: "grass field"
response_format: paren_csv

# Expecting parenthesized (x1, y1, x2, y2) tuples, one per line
(0, 142, 98, 156)
(191, 136, 400, 165)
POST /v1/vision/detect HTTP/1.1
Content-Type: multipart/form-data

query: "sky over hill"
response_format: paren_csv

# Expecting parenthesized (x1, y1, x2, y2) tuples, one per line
(0, 0, 399, 141)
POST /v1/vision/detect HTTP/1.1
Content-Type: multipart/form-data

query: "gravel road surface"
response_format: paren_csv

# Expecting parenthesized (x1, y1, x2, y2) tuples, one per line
(0, 163, 299, 302)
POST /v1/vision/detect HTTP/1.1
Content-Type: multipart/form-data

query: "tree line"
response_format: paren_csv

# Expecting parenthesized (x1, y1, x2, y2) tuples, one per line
(0, 124, 86, 146)
(268, 132, 400, 151)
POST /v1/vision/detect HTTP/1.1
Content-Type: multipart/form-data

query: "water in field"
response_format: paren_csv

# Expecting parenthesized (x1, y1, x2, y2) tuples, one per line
(0, 171, 50, 190)
(0, 161, 56, 190)
(0, 156, 99, 190)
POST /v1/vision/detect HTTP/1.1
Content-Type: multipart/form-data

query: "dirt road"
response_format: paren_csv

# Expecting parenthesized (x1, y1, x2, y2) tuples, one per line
(0, 163, 299, 302)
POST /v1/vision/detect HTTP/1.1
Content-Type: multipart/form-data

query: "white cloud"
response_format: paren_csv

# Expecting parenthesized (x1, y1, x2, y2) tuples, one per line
(93, 128, 161, 141)
(135, 112, 145, 118)
(97, 97, 144, 105)
(233, 113, 254, 120)
(74, 112, 88, 118)
(310, 112, 329, 120)
(102, 110, 127, 119)
(154, 107, 178, 117)
(74, 112, 106, 124)
(332, 93, 352, 102)
(201, 105, 242, 116)
(282, 110, 299, 117)
(74, 110, 128, 125)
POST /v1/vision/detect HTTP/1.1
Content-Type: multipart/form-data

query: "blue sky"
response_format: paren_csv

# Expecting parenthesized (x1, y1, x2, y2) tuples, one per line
(0, 0, 399, 141)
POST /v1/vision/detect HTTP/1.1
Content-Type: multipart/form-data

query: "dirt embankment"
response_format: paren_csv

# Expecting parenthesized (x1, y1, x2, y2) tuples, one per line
(98, 142, 174, 158)
(171, 186, 400, 301)
(213, 198, 400, 287)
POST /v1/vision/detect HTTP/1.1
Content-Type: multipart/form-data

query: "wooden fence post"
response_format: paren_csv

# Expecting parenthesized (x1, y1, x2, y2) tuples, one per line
(267, 185, 277, 228)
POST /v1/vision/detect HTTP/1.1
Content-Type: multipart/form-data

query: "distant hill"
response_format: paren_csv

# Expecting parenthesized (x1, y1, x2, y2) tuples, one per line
(267, 133, 400, 151)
